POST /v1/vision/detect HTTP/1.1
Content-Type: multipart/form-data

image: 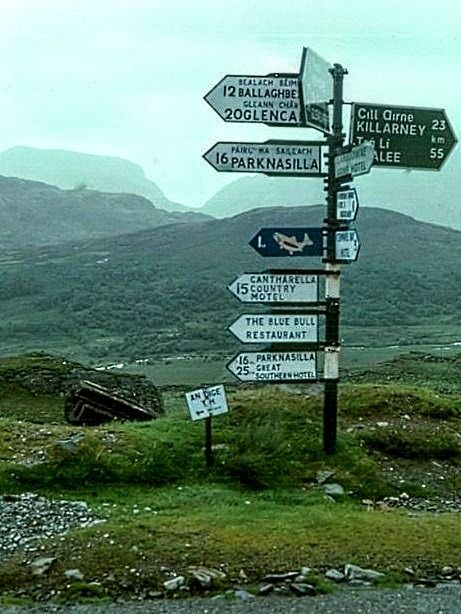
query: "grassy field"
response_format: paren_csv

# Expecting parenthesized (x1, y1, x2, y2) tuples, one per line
(0, 353, 459, 603)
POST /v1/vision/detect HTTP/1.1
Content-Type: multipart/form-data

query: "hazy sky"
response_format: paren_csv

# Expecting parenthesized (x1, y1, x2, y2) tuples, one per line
(0, 0, 460, 206)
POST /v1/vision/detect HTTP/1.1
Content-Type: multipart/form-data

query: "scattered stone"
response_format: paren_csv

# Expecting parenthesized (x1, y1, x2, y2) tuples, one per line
(188, 569, 212, 589)
(325, 568, 345, 582)
(234, 589, 255, 601)
(322, 483, 345, 497)
(64, 568, 84, 581)
(259, 584, 274, 595)
(344, 563, 385, 582)
(0, 493, 103, 561)
(415, 577, 437, 587)
(188, 565, 226, 582)
(316, 470, 334, 484)
(262, 571, 299, 583)
(290, 582, 318, 596)
(348, 579, 371, 587)
(163, 576, 185, 591)
(30, 556, 57, 576)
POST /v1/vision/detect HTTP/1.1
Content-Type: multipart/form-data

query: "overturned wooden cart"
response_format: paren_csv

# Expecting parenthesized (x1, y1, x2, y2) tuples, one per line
(65, 380, 156, 425)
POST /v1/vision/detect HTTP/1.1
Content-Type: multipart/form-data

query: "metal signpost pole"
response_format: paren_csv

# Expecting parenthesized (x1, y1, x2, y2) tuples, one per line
(323, 64, 347, 454)
(205, 416, 213, 467)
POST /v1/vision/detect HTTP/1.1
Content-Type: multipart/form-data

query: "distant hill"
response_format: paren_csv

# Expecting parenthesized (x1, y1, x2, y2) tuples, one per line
(0, 146, 190, 212)
(201, 148, 461, 230)
(0, 175, 208, 248)
(0, 205, 459, 361)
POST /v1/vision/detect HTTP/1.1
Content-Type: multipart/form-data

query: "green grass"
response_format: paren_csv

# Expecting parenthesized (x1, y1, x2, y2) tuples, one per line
(1, 382, 458, 496)
(0, 353, 460, 602)
(0, 484, 460, 601)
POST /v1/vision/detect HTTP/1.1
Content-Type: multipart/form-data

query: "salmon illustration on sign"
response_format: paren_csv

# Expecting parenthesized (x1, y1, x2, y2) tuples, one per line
(273, 231, 314, 255)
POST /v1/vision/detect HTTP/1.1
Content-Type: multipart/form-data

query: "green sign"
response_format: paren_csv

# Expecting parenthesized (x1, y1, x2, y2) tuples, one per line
(350, 103, 457, 170)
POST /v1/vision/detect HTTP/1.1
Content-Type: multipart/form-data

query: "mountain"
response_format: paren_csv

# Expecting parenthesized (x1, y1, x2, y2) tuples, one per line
(201, 175, 325, 218)
(0, 175, 208, 248)
(201, 148, 461, 230)
(0, 146, 190, 212)
(0, 205, 459, 361)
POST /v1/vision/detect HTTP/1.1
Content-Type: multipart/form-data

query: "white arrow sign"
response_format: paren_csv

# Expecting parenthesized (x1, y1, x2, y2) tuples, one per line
(335, 229, 361, 262)
(185, 385, 229, 421)
(204, 74, 301, 125)
(228, 313, 319, 344)
(228, 272, 319, 304)
(227, 351, 317, 382)
(336, 188, 359, 221)
(203, 141, 324, 176)
(335, 141, 375, 178)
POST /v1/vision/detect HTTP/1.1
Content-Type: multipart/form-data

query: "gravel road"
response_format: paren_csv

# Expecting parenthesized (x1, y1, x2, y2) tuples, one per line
(3, 585, 461, 614)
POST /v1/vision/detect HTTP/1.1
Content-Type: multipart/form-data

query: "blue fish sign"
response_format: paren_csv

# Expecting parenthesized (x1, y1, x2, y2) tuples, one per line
(249, 227, 324, 257)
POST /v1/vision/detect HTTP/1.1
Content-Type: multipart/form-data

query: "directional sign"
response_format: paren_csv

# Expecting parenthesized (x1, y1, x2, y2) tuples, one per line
(299, 46, 331, 132)
(228, 313, 319, 344)
(227, 272, 319, 304)
(249, 228, 323, 257)
(203, 140, 325, 177)
(185, 385, 229, 421)
(204, 74, 301, 125)
(350, 103, 457, 170)
(227, 351, 317, 382)
(335, 229, 360, 262)
(335, 142, 375, 178)
(336, 188, 359, 222)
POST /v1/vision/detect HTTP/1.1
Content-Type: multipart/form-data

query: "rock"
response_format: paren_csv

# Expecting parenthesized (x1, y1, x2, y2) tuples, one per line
(30, 556, 57, 576)
(188, 569, 212, 589)
(290, 583, 318, 596)
(0, 493, 102, 560)
(188, 565, 226, 584)
(316, 470, 334, 484)
(262, 571, 299, 583)
(344, 563, 385, 582)
(325, 568, 345, 582)
(415, 577, 437, 587)
(259, 584, 274, 595)
(322, 483, 345, 497)
(239, 568, 248, 581)
(64, 568, 84, 581)
(163, 576, 185, 591)
(234, 589, 255, 601)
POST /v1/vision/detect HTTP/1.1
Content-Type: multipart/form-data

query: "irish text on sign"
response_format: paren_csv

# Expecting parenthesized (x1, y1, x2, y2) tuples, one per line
(185, 385, 229, 421)
(336, 188, 359, 221)
(249, 228, 323, 257)
(203, 141, 324, 176)
(227, 351, 317, 382)
(335, 142, 375, 178)
(335, 229, 360, 262)
(350, 103, 457, 169)
(227, 272, 319, 304)
(204, 74, 301, 125)
(228, 313, 319, 344)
